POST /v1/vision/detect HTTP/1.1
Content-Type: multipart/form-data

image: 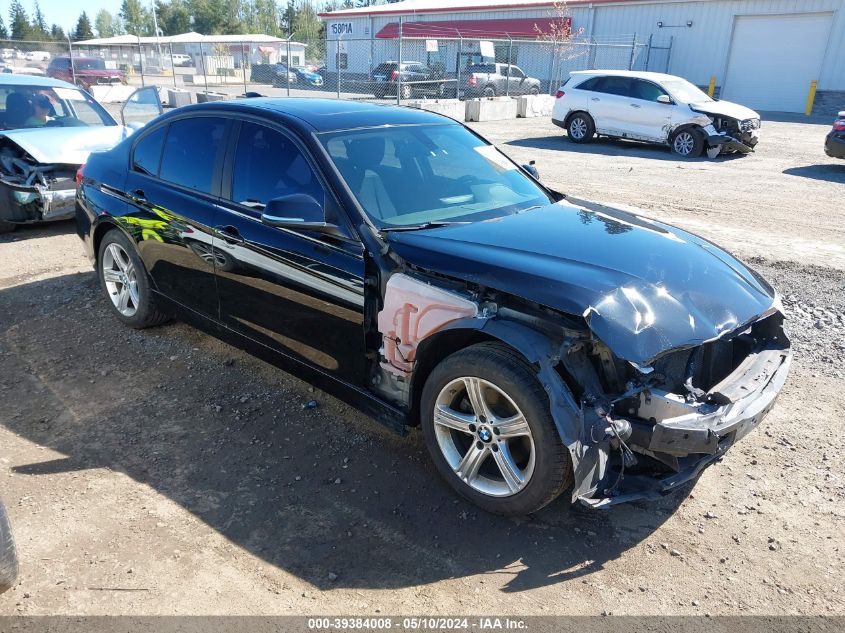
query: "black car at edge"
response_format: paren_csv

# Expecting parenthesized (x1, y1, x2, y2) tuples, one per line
(76, 98, 792, 515)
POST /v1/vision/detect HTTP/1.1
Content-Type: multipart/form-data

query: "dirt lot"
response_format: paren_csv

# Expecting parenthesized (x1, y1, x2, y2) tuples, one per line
(0, 115, 843, 617)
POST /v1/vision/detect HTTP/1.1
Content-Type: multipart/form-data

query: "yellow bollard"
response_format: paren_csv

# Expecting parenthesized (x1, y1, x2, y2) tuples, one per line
(707, 76, 716, 98)
(805, 80, 818, 116)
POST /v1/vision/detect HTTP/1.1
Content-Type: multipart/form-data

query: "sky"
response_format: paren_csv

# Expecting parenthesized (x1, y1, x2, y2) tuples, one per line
(25, 0, 145, 33)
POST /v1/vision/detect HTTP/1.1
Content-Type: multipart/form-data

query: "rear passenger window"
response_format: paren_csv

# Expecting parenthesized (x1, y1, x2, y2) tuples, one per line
(575, 77, 601, 91)
(132, 125, 166, 176)
(230, 121, 324, 209)
(159, 117, 227, 194)
(598, 76, 632, 96)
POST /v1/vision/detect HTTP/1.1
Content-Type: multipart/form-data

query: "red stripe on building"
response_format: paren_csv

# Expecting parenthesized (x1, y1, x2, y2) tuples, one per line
(375, 17, 571, 39)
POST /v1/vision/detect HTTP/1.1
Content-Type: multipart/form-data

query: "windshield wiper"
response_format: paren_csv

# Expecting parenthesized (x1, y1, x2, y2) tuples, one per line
(380, 221, 469, 233)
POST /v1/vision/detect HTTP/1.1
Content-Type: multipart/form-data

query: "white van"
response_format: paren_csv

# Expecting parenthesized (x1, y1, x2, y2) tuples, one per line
(24, 51, 51, 62)
(171, 54, 192, 67)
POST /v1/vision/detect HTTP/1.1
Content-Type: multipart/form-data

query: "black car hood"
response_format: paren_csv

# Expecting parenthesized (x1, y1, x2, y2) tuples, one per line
(386, 200, 777, 366)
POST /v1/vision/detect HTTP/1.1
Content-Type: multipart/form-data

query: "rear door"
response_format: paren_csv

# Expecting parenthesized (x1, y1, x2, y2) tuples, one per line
(588, 76, 635, 135)
(214, 119, 367, 384)
(123, 114, 229, 318)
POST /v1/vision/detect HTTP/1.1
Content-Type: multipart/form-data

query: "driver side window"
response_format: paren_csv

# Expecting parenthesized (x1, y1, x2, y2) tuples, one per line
(230, 121, 325, 211)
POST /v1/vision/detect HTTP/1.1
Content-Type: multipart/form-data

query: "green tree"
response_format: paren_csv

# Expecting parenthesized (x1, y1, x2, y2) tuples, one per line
(155, 0, 192, 35)
(120, 0, 150, 36)
(31, 1, 48, 39)
(72, 11, 94, 41)
(0, 14, 8, 40)
(9, 0, 31, 40)
(50, 24, 65, 40)
(95, 9, 116, 38)
(292, 1, 323, 56)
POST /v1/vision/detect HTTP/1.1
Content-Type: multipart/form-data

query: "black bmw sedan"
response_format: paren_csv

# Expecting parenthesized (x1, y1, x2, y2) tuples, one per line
(76, 98, 791, 515)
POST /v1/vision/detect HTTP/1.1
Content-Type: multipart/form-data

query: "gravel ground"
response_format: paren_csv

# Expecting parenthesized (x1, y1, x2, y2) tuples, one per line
(0, 114, 843, 617)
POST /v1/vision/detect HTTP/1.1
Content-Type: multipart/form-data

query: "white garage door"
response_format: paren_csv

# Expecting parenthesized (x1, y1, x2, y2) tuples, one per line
(722, 12, 832, 113)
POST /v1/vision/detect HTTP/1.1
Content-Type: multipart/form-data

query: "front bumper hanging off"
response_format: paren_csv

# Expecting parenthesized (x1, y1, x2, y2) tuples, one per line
(0, 179, 77, 225)
(578, 343, 792, 508)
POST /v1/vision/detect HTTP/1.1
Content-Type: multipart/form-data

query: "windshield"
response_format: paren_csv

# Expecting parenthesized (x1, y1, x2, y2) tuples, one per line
(320, 124, 551, 228)
(0, 84, 116, 130)
(74, 59, 106, 71)
(662, 78, 712, 103)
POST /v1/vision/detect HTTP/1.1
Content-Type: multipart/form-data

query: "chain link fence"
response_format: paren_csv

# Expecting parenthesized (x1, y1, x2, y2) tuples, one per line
(1, 33, 671, 107)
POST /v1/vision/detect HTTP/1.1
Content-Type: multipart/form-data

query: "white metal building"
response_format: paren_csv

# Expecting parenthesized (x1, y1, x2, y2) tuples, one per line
(320, 0, 845, 113)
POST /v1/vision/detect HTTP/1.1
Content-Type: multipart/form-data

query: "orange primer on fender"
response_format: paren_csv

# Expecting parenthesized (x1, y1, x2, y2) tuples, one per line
(377, 274, 478, 375)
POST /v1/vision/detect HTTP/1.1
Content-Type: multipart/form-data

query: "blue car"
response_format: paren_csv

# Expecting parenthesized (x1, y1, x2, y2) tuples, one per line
(292, 66, 323, 87)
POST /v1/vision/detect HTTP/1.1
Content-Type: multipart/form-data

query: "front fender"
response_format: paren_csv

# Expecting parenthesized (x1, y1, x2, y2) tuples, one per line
(416, 317, 610, 502)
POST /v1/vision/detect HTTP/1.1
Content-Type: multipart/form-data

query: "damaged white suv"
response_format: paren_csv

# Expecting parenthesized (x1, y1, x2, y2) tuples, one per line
(0, 74, 161, 233)
(552, 70, 761, 158)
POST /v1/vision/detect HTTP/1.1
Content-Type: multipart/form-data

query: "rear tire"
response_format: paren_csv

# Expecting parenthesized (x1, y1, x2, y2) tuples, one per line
(566, 112, 595, 143)
(0, 499, 18, 594)
(421, 342, 573, 516)
(483, 85, 496, 98)
(98, 229, 170, 329)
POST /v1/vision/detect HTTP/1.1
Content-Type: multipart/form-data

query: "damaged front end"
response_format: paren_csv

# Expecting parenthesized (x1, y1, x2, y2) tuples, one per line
(693, 104, 761, 157)
(574, 309, 790, 507)
(0, 140, 77, 226)
(370, 272, 790, 509)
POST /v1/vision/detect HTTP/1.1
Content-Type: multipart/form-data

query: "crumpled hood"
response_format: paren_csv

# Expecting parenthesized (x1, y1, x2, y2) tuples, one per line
(386, 200, 777, 365)
(689, 100, 760, 121)
(0, 125, 131, 164)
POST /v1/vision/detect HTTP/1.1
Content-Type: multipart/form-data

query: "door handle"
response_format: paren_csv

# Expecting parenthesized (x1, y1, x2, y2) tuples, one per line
(590, 97, 600, 101)
(128, 189, 147, 205)
(213, 225, 244, 244)
(630, 103, 641, 108)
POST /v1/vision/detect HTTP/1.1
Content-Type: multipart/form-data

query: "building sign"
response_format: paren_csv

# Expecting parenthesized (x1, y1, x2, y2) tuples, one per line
(330, 22, 354, 36)
(425, 39, 438, 52)
(479, 40, 495, 58)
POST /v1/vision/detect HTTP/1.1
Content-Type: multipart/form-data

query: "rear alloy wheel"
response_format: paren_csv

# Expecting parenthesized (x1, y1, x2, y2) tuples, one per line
(421, 342, 572, 515)
(98, 229, 169, 329)
(567, 112, 595, 143)
(671, 128, 704, 157)
(483, 85, 496, 98)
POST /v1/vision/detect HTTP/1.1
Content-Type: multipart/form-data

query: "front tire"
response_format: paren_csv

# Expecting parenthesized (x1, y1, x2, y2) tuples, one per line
(671, 127, 705, 158)
(98, 229, 169, 329)
(421, 342, 573, 515)
(0, 499, 18, 594)
(566, 112, 595, 143)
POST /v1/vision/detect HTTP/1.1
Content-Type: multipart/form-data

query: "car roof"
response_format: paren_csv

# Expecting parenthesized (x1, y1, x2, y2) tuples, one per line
(174, 98, 456, 133)
(0, 73, 80, 89)
(570, 69, 681, 82)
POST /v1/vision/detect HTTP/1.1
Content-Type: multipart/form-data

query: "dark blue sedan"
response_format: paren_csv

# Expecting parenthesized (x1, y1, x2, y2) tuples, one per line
(75, 99, 791, 514)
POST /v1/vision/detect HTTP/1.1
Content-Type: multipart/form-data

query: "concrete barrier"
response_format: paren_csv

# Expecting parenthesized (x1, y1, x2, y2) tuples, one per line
(517, 94, 556, 118)
(404, 99, 466, 121)
(196, 91, 231, 103)
(167, 88, 194, 108)
(90, 84, 137, 104)
(465, 97, 518, 122)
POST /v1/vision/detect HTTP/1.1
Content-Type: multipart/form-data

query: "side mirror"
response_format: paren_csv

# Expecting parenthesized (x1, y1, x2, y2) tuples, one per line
(261, 194, 344, 236)
(657, 94, 672, 105)
(121, 86, 163, 126)
(522, 161, 540, 180)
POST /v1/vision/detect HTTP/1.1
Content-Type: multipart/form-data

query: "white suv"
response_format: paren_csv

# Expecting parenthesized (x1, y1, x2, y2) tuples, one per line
(551, 70, 761, 158)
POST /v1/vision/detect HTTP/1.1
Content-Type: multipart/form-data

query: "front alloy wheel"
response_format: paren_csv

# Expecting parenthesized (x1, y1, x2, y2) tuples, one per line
(434, 377, 536, 497)
(421, 342, 573, 515)
(672, 128, 704, 157)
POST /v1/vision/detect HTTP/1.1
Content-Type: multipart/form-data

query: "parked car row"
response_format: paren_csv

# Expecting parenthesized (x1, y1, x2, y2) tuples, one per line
(250, 63, 324, 88)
